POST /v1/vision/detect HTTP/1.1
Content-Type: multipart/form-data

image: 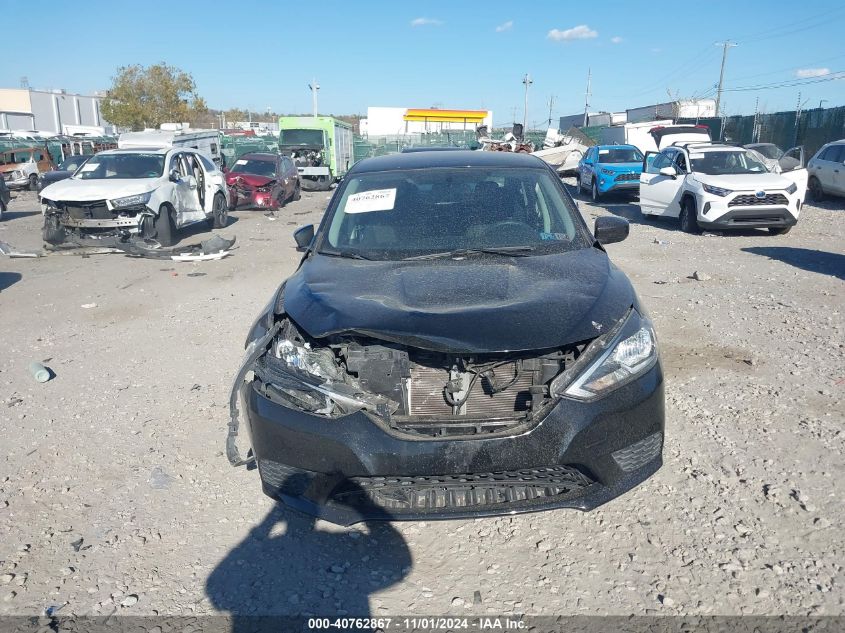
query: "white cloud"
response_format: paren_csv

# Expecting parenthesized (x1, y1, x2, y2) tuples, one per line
(610, 36, 623, 44)
(411, 17, 442, 27)
(547, 25, 598, 41)
(796, 67, 830, 78)
(496, 20, 513, 33)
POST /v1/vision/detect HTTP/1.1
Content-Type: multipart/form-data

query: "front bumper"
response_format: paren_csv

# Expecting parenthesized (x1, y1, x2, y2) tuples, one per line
(699, 205, 798, 230)
(598, 178, 640, 194)
(229, 187, 279, 211)
(5, 177, 30, 189)
(243, 361, 665, 525)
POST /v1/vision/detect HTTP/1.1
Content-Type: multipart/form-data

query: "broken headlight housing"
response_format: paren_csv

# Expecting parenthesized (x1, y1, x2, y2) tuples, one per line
(551, 309, 657, 401)
(111, 191, 152, 208)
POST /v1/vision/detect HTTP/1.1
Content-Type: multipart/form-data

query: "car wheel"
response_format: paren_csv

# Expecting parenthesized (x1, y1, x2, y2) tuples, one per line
(0, 199, 5, 220)
(155, 204, 175, 246)
(768, 226, 792, 235)
(808, 177, 824, 202)
(317, 175, 332, 191)
(679, 197, 700, 234)
(42, 215, 66, 245)
(210, 193, 228, 228)
(139, 214, 156, 239)
(28, 174, 38, 191)
(591, 179, 601, 202)
(293, 181, 301, 201)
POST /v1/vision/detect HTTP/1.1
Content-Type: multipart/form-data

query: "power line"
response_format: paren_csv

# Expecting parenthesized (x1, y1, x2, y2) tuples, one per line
(722, 71, 845, 92)
(727, 54, 845, 83)
(730, 7, 845, 44)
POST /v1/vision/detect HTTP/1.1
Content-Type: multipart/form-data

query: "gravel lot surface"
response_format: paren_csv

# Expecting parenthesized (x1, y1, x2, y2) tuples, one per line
(0, 180, 842, 619)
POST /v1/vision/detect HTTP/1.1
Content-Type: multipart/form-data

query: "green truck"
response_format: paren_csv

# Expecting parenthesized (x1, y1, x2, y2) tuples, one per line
(278, 116, 353, 190)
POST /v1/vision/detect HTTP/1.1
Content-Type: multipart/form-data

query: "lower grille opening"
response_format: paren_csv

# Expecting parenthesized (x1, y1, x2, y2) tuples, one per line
(331, 466, 595, 511)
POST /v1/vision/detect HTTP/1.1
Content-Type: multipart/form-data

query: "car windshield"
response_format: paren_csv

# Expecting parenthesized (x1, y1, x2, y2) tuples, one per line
(59, 156, 89, 172)
(599, 147, 644, 163)
(690, 150, 768, 175)
(280, 129, 323, 146)
(229, 158, 276, 177)
(750, 145, 783, 160)
(319, 167, 589, 260)
(74, 153, 165, 179)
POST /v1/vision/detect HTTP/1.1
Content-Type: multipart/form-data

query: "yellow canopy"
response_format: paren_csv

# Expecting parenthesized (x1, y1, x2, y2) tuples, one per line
(403, 109, 487, 124)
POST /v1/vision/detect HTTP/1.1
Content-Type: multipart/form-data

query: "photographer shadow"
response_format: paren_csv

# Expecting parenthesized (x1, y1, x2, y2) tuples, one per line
(206, 478, 412, 632)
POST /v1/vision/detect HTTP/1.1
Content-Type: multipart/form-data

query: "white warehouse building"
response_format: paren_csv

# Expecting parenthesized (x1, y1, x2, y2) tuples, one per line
(360, 106, 493, 137)
(0, 87, 115, 135)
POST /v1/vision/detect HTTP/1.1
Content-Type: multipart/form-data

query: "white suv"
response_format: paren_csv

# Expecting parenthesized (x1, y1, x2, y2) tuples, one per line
(639, 143, 807, 235)
(807, 139, 845, 202)
(39, 148, 229, 246)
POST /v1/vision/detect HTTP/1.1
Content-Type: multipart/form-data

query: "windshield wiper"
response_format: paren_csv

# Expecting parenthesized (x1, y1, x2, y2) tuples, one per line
(319, 250, 374, 260)
(403, 246, 535, 261)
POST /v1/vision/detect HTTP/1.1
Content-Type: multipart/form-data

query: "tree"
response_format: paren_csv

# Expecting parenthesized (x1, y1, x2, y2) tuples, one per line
(101, 63, 208, 130)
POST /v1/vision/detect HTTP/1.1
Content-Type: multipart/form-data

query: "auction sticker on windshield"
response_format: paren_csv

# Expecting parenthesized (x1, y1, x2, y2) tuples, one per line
(344, 188, 396, 214)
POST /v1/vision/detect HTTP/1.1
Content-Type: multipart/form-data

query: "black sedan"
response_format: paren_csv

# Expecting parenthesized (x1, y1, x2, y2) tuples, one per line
(228, 151, 664, 525)
(37, 155, 92, 192)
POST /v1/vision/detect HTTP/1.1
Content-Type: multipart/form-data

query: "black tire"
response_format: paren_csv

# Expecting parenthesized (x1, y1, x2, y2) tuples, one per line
(591, 179, 601, 202)
(139, 214, 156, 239)
(0, 199, 5, 220)
(768, 226, 792, 235)
(316, 175, 332, 191)
(808, 177, 825, 203)
(155, 204, 175, 246)
(209, 193, 228, 229)
(679, 197, 700, 234)
(292, 181, 301, 201)
(42, 215, 66, 245)
(28, 174, 38, 191)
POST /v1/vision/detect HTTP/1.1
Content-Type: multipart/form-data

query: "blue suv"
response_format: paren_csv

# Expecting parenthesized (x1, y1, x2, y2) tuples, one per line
(577, 144, 644, 201)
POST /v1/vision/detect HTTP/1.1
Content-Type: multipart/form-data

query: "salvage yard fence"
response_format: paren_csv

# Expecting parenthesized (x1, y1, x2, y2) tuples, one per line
(678, 105, 845, 158)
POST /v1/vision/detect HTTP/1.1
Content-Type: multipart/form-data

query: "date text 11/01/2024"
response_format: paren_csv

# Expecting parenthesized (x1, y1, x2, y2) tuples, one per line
(307, 617, 526, 630)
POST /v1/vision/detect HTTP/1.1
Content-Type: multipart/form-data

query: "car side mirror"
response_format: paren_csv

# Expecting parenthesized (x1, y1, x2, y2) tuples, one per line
(293, 224, 315, 252)
(658, 166, 677, 178)
(594, 216, 629, 245)
(169, 169, 181, 183)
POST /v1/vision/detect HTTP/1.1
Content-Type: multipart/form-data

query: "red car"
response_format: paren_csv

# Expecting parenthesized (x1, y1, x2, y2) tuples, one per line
(225, 152, 300, 210)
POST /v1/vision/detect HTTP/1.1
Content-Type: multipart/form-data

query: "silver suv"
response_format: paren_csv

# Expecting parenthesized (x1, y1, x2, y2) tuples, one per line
(807, 140, 845, 201)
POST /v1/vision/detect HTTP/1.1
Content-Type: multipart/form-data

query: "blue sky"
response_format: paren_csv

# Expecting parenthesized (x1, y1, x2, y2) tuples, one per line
(3, 0, 844, 126)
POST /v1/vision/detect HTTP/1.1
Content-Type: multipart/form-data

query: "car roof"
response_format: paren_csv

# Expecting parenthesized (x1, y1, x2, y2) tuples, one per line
(349, 150, 546, 174)
(595, 144, 639, 151)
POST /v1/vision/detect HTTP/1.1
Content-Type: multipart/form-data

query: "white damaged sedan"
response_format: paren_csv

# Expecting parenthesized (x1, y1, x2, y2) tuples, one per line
(39, 148, 229, 246)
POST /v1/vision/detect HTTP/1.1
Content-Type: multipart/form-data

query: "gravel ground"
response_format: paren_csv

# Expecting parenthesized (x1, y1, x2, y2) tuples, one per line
(0, 181, 842, 619)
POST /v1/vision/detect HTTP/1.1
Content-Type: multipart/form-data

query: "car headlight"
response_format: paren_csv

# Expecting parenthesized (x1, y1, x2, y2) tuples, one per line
(702, 183, 732, 197)
(600, 168, 615, 176)
(550, 309, 658, 400)
(274, 339, 341, 380)
(785, 182, 798, 194)
(111, 191, 152, 208)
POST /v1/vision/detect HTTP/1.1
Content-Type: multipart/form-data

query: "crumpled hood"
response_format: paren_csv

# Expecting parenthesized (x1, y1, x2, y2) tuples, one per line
(226, 173, 275, 188)
(283, 248, 634, 353)
(40, 177, 157, 202)
(694, 172, 793, 192)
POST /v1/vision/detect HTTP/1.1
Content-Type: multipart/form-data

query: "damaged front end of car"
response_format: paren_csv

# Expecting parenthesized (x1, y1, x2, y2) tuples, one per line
(227, 289, 664, 524)
(40, 194, 154, 247)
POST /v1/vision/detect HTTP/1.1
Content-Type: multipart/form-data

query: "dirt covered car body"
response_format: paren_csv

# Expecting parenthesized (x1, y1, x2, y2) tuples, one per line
(230, 151, 664, 525)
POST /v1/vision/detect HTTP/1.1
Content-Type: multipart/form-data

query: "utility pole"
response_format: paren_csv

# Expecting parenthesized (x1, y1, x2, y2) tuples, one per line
(308, 79, 320, 117)
(714, 41, 737, 117)
(522, 73, 533, 133)
(583, 68, 592, 127)
(547, 95, 556, 128)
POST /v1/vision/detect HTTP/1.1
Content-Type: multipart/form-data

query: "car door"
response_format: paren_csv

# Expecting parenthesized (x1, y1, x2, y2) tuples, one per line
(283, 156, 297, 198)
(639, 150, 684, 216)
(579, 148, 595, 188)
(778, 146, 809, 203)
(170, 153, 203, 227)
